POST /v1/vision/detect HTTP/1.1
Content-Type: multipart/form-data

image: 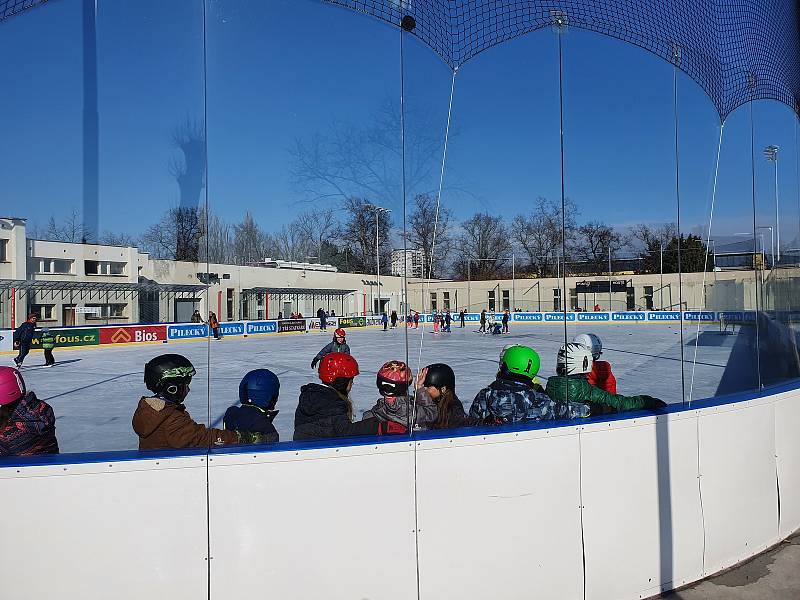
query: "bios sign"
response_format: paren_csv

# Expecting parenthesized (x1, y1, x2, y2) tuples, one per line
(100, 325, 167, 345)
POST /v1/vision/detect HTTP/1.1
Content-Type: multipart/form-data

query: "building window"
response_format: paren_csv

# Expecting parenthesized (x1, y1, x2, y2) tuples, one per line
(443, 291, 450, 311)
(488, 290, 496, 312)
(570, 288, 578, 311)
(34, 257, 74, 275)
(0, 239, 7, 262)
(643, 286, 654, 310)
(502, 290, 510, 311)
(85, 260, 126, 276)
(553, 288, 561, 312)
(430, 292, 437, 311)
(85, 304, 126, 318)
(30, 304, 55, 320)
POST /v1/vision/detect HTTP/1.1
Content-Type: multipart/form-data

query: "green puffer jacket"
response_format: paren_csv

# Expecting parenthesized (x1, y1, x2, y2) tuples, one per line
(40, 332, 55, 350)
(545, 375, 662, 413)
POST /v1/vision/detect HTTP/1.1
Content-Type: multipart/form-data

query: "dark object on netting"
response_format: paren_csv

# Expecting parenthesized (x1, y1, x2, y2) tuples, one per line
(2, 0, 797, 118)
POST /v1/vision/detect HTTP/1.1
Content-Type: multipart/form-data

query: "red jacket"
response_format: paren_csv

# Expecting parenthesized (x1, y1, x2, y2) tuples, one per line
(587, 360, 617, 394)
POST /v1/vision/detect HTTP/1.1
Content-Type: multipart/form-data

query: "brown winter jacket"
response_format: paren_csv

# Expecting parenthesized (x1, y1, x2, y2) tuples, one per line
(132, 397, 238, 450)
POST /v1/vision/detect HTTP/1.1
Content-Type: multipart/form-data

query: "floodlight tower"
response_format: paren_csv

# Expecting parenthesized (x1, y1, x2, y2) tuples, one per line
(764, 145, 779, 262)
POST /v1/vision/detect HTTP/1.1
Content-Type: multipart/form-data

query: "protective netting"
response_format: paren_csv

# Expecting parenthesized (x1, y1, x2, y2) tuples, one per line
(2, 0, 797, 117)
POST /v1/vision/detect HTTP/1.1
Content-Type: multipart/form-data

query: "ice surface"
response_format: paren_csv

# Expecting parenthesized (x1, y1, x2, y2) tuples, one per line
(13, 323, 737, 453)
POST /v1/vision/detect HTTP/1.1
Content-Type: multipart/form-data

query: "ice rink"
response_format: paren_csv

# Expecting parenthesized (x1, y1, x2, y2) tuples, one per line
(12, 323, 739, 453)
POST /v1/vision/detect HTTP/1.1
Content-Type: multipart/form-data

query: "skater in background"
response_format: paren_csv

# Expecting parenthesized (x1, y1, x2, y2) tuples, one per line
(487, 313, 500, 334)
(390, 310, 398, 328)
(433, 312, 441, 334)
(470, 345, 590, 425)
(209, 311, 221, 340)
(278, 311, 283, 320)
(381, 312, 388, 331)
(459, 309, 466, 328)
(133, 354, 242, 450)
(546, 343, 664, 415)
(0, 366, 59, 457)
(13, 313, 37, 368)
(413, 311, 420, 328)
(311, 328, 350, 369)
(224, 369, 281, 444)
(363, 360, 434, 434)
(478, 309, 487, 333)
(502, 309, 510, 334)
(294, 353, 378, 441)
(190, 309, 204, 323)
(41, 328, 56, 367)
(573, 333, 616, 394)
(444, 310, 452, 332)
(416, 363, 471, 430)
(317, 307, 328, 331)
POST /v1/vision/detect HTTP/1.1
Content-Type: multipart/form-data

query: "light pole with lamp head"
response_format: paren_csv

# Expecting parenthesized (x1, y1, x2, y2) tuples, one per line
(764, 145, 779, 262)
(365, 204, 391, 315)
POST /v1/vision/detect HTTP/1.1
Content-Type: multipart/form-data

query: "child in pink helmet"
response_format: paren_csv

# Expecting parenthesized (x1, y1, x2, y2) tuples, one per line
(0, 367, 59, 457)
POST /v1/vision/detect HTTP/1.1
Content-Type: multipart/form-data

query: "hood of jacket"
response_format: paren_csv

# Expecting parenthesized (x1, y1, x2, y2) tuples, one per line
(132, 397, 185, 439)
(7, 392, 55, 435)
(366, 396, 412, 426)
(295, 383, 349, 427)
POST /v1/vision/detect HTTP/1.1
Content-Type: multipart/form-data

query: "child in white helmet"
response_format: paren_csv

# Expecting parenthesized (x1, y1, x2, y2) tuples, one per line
(573, 333, 617, 394)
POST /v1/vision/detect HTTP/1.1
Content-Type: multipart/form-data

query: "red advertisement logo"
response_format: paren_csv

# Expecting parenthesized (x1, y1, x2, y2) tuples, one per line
(100, 325, 167, 345)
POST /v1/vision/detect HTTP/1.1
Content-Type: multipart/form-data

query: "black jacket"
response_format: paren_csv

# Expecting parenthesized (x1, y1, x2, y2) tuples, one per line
(223, 404, 279, 443)
(14, 322, 36, 347)
(294, 383, 378, 441)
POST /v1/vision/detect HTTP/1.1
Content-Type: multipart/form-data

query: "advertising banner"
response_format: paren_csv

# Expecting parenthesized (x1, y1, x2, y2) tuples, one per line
(683, 311, 716, 322)
(99, 325, 167, 345)
(544, 312, 576, 322)
(0, 330, 12, 352)
(246, 321, 278, 335)
(647, 311, 681, 321)
(307, 317, 338, 331)
(218, 322, 245, 336)
(365, 316, 384, 327)
(611, 311, 646, 322)
(168, 324, 209, 340)
(513, 313, 544, 322)
(278, 319, 307, 333)
(31, 328, 100, 348)
(577, 312, 610, 322)
(338, 316, 366, 328)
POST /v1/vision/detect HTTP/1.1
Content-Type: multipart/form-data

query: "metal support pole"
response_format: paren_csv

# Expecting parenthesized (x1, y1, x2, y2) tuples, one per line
(660, 242, 664, 310)
(467, 259, 471, 312)
(608, 245, 612, 311)
(775, 157, 780, 262)
(375, 210, 380, 315)
(511, 253, 516, 311)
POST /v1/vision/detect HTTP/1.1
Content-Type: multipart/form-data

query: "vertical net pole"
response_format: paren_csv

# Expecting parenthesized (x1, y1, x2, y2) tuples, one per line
(672, 50, 687, 405)
(748, 76, 763, 389)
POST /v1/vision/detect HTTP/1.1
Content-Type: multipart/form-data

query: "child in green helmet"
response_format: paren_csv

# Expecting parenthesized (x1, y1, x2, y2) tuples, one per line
(468, 345, 590, 425)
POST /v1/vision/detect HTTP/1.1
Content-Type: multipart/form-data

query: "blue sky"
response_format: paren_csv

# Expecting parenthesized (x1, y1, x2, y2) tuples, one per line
(1, 0, 797, 249)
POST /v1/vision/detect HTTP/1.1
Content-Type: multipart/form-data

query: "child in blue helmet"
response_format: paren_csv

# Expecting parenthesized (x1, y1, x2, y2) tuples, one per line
(224, 369, 281, 444)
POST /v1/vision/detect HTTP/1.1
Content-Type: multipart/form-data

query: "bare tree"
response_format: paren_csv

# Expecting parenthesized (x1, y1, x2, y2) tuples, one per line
(29, 209, 93, 243)
(340, 197, 392, 273)
(629, 222, 678, 250)
(295, 209, 337, 263)
(231, 212, 274, 265)
(99, 231, 138, 247)
(511, 197, 579, 277)
(141, 206, 202, 261)
(574, 221, 628, 272)
(453, 213, 511, 280)
(199, 210, 233, 265)
(408, 193, 453, 278)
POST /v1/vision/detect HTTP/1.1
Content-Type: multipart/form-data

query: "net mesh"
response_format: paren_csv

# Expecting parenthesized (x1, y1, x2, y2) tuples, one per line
(2, 0, 798, 118)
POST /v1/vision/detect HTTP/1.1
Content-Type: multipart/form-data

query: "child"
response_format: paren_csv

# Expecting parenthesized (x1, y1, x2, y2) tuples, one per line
(573, 333, 616, 393)
(311, 328, 350, 369)
(223, 369, 281, 444)
(469, 345, 590, 424)
(433, 312, 441, 334)
(0, 366, 59, 456)
(294, 353, 378, 441)
(381, 312, 388, 331)
(416, 363, 471, 430)
(41, 328, 56, 367)
(362, 360, 432, 434)
(133, 354, 240, 449)
(546, 343, 665, 415)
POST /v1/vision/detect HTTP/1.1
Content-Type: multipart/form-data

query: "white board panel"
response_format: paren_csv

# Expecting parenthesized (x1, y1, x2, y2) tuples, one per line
(0, 458, 209, 600)
(415, 427, 584, 600)
(581, 413, 704, 599)
(699, 399, 779, 575)
(207, 442, 418, 600)
(774, 389, 800, 538)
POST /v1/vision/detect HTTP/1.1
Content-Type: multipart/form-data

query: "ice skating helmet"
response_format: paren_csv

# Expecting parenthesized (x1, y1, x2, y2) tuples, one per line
(423, 363, 456, 391)
(573, 333, 602, 359)
(334, 328, 346, 339)
(0, 367, 25, 406)
(499, 344, 522, 364)
(376, 360, 413, 397)
(239, 369, 280, 410)
(557, 343, 593, 376)
(499, 345, 540, 381)
(144, 354, 196, 403)
(319, 353, 359, 384)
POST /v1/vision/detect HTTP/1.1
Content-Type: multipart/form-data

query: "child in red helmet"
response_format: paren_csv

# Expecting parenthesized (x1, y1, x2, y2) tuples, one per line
(0, 366, 59, 457)
(363, 360, 437, 434)
(294, 353, 378, 441)
(310, 328, 350, 369)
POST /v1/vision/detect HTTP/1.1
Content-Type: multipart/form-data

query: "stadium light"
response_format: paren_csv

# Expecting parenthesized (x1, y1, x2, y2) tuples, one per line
(364, 204, 391, 315)
(763, 145, 780, 262)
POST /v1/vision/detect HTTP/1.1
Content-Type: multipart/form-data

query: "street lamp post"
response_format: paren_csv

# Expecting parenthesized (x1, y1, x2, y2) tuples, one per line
(755, 226, 775, 269)
(764, 145, 779, 263)
(365, 204, 391, 315)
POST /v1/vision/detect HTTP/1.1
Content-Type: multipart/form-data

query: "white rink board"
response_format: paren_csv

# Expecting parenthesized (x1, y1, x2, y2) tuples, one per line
(0, 458, 209, 600)
(207, 442, 418, 600)
(775, 390, 800, 538)
(580, 413, 704, 600)
(698, 399, 779, 575)
(414, 428, 584, 600)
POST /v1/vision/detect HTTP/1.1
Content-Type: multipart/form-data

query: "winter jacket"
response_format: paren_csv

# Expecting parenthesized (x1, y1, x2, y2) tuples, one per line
(294, 383, 379, 441)
(588, 360, 617, 394)
(132, 397, 239, 450)
(312, 341, 351, 367)
(40, 331, 55, 350)
(469, 378, 590, 425)
(545, 375, 662, 414)
(0, 392, 59, 457)
(428, 393, 473, 430)
(363, 392, 438, 434)
(13, 322, 36, 347)
(223, 404, 279, 444)
(209, 314, 219, 328)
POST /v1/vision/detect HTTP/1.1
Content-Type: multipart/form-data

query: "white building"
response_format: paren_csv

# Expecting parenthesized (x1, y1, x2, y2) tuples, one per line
(391, 248, 424, 278)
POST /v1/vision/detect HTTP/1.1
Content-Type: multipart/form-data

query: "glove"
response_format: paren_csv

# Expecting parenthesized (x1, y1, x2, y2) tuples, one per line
(311, 358, 318, 369)
(641, 396, 666, 409)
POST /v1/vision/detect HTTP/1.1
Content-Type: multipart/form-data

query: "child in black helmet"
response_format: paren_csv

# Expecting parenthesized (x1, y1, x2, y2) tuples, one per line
(415, 363, 472, 429)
